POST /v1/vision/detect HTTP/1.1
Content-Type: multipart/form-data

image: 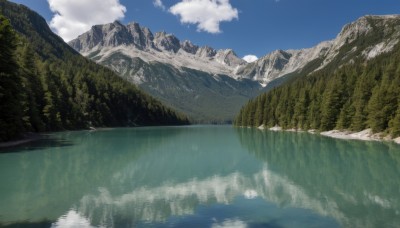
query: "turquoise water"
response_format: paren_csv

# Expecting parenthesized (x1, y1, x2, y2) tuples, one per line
(0, 126, 399, 227)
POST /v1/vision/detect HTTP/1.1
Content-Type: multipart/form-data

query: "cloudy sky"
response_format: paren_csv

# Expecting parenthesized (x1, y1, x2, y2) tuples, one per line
(10, 0, 400, 61)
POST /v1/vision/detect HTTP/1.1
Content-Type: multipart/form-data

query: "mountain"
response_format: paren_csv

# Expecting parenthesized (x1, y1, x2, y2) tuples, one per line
(69, 15, 400, 122)
(69, 21, 264, 122)
(69, 21, 247, 77)
(0, 0, 188, 142)
(235, 15, 400, 137)
(237, 15, 400, 85)
(236, 43, 331, 86)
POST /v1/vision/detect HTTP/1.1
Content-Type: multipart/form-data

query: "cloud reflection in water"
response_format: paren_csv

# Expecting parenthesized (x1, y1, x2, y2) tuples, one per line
(53, 166, 345, 227)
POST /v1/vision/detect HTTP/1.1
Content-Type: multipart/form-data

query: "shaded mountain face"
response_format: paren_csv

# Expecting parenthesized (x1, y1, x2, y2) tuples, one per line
(69, 15, 400, 122)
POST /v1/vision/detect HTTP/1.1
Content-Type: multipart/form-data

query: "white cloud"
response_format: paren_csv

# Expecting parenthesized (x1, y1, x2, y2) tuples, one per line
(169, 0, 238, 34)
(48, 0, 126, 42)
(243, 55, 258, 63)
(153, 0, 166, 10)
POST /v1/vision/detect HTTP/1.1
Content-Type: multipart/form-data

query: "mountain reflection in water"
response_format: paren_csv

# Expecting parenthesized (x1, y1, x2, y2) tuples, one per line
(1, 126, 399, 227)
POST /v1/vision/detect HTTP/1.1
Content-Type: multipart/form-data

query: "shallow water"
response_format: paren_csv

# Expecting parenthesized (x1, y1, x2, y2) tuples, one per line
(0, 126, 399, 227)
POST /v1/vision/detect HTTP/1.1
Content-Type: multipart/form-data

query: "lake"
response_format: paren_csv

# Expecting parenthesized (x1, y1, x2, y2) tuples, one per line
(0, 126, 399, 227)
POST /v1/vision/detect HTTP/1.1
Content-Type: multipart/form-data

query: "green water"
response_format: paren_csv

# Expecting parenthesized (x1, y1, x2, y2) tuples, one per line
(0, 126, 399, 228)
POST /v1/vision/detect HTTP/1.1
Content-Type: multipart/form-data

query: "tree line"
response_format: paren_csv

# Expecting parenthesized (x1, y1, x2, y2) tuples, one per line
(235, 42, 400, 137)
(0, 10, 188, 142)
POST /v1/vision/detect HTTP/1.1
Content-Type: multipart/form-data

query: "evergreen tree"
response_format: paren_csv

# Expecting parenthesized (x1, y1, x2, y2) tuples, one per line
(235, 41, 400, 138)
(18, 43, 45, 132)
(0, 5, 189, 142)
(0, 15, 23, 141)
(336, 100, 354, 130)
(389, 104, 400, 137)
(320, 75, 345, 130)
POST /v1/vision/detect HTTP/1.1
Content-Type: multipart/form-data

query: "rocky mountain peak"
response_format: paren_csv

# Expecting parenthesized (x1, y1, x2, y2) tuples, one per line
(196, 46, 217, 58)
(154, 31, 181, 53)
(260, 50, 292, 71)
(181, 40, 199, 54)
(69, 20, 132, 53)
(142, 27, 154, 40)
(337, 17, 372, 45)
(99, 21, 132, 48)
(315, 15, 400, 70)
(126, 22, 154, 49)
(97, 21, 126, 37)
(270, 50, 292, 59)
(335, 15, 400, 47)
(215, 49, 246, 66)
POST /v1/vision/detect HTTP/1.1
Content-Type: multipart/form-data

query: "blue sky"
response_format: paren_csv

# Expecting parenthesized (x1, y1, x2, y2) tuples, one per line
(10, 0, 400, 59)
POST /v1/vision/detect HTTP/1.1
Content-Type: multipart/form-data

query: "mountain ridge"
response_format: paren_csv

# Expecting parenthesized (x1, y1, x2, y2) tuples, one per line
(239, 14, 400, 85)
(70, 14, 400, 86)
(69, 14, 400, 122)
(69, 20, 247, 77)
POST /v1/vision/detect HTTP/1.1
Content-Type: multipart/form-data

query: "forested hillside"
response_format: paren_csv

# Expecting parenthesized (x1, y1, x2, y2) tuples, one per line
(235, 26, 400, 137)
(0, 1, 188, 142)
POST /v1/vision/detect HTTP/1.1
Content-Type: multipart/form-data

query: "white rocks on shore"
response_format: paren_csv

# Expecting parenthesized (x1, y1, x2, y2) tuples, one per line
(320, 129, 400, 144)
(269, 126, 282, 131)
(320, 129, 381, 141)
(256, 125, 400, 145)
(257, 125, 266, 130)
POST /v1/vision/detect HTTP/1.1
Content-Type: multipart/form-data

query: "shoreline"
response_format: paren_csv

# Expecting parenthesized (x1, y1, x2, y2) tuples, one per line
(0, 133, 43, 149)
(0, 125, 190, 149)
(320, 129, 400, 144)
(257, 125, 400, 145)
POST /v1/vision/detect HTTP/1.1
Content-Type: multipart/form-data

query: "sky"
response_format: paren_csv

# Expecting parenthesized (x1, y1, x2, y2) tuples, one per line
(9, 0, 400, 61)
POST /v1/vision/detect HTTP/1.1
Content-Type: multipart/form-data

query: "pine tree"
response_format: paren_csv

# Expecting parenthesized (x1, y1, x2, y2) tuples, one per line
(389, 104, 400, 137)
(0, 15, 23, 141)
(336, 100, 354, 130)
(293, 88, 309, 129)
(320, 75, 345, 130)
(19, 44, 45, 132)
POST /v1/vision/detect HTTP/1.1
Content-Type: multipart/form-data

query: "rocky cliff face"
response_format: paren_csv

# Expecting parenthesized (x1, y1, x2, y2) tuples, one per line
(69, 21, 247, 78)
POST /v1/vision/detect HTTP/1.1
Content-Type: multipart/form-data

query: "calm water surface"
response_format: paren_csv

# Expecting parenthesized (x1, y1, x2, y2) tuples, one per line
(0, 126, 399, 227)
